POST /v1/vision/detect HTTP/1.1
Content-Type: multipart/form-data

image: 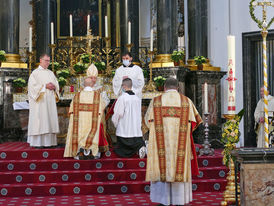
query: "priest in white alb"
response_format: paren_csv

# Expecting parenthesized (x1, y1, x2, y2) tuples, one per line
(254, 86, 274, 147)
(27, 54, 60, 148)
(64, 64, 110, 159)
(145, 78, 202, 205)
(112, 52, 144, 98)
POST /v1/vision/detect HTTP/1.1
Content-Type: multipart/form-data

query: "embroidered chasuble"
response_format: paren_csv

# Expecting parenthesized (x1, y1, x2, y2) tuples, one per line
(64, 90, 108, 157)
(145, 91, 202, 182)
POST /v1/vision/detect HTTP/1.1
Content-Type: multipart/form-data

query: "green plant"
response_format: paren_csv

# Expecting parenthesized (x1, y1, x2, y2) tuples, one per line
(48, 62, 60, 71)
(142, 69, 149, 79)
(0, 50, 6, 62)
(194, 56, 206, 65)
(171, 50, 184, 62)
(94, 61, 106, 72)
(221, 109, 244, 167)
(153, 76, 166, 88)
(111, 70, 116, 77)
(13, 78, 27, 88)
(73, 62, 87, 74)
(80, 53, 95, 64)
(56, 69, 70, 79)
(58, 77, 67, 88)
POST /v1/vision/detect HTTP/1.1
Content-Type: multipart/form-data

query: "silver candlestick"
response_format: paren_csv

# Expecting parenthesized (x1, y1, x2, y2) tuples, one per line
(199, 113, 214, 156)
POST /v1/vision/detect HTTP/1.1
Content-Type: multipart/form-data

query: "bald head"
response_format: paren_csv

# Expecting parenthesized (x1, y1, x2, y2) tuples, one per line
(164, 77, 178, 91)
(84, 77, 96, 88)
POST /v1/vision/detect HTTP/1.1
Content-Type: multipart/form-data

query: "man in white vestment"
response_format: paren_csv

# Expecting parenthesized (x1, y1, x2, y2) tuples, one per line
(145, 78, 202, 206)
(27, 54, 60, 148)
(64, 64, 110, 159)
(112, 78, 146, 158)
(112, 52, 144, 98)
(254, 86, 274, 147)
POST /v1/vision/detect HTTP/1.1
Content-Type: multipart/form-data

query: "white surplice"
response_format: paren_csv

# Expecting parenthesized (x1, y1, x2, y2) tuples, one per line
(112, 65, 144, 98)
(254, 95, 274, 147)
(112, 92, 142, 138)
(27, 66, 60, 147)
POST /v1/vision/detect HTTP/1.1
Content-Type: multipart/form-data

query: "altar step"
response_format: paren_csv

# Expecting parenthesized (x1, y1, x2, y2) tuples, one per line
(0, 142, 228, 197)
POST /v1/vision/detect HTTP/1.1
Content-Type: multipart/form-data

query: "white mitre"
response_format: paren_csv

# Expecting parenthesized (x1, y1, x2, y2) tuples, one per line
(86, 63, 98, 77)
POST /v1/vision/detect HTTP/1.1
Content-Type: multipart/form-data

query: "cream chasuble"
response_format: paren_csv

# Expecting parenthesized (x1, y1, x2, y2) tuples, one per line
(27, 66, 60, 146)
(254, 95, 274, 147)
(112, 65, 144, 98)
(64, 90, 107, 157)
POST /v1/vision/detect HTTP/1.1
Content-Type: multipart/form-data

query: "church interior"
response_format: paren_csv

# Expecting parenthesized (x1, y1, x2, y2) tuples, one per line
(0, 0, 274, 205)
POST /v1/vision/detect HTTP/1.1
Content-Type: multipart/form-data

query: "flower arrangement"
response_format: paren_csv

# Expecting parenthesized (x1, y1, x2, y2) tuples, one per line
(171, 50, 184, 63)
(194, 56, 206, 65)
(221, 109, 244, 167)
(13, 78, 27, 88)
(154, 76, 166, 89)
(73, 62, 88, 74)
(58, 77, 67, 88)
(48, 62, 60, 71)
(94, 61, 106, 72)
(0, 50, 6, 62)
(80, 53, 91, 64)
(56, 69, 70, 79)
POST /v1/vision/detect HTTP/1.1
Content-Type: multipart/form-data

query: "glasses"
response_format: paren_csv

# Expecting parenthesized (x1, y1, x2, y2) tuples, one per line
(41, 59, 50, 62)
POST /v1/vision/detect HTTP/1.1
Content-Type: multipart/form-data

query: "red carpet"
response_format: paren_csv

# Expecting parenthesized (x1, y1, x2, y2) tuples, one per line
(0, 142, 226, 205)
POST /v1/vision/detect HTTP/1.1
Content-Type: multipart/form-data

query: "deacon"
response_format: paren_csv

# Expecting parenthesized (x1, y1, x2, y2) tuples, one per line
(112, 78, 146, 158)
(145, 77, 202, 205)
(27, 54, 59, 148)
(112, 52, 144, 98)
(254, 86, 274, 147)
(64, 64, 110, 159)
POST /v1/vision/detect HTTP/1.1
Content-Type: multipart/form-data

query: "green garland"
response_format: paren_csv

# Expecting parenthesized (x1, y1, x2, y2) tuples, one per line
(249, 0, 274, 30)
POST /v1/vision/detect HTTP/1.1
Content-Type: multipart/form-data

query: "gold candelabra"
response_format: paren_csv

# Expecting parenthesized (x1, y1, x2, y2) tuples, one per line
(126, 43, 133, 53)
(49, 44, 56, 72)
(104, 37, 113, 76)
(145, 51, 156, 92)
(68, 37, 74, 67)
(27, 51, 34, 76)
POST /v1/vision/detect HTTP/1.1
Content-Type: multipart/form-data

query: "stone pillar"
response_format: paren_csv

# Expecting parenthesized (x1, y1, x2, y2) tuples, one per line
(187, 0, 207, 59)
(0, 0, 20, 62)
(120, 0, 139, 61)
(34, 0, 56, 59)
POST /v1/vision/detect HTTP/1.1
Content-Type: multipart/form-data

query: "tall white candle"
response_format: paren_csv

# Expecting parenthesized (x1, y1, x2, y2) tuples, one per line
(105, 16, 108, 37)
(69, 14, 73, 37)
(150, 29, 153, 51)
(204, 82, 208, 113)
(51, 22, 54, 44)
(128, 21, 131, 44)
(227, 35, 236, 114)
(87, 15, 90, 35)
(29, 27, 32, 52)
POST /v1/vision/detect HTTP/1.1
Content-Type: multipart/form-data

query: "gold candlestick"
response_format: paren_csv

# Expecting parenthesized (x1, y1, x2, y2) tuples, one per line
(126, 43, 133, 53)
(27, 51, 34, 76)
(68, 37, 74, 67)
(49, 44, 56, 72)
(145, 51, 156, 92)
(104, 37, 112, 76)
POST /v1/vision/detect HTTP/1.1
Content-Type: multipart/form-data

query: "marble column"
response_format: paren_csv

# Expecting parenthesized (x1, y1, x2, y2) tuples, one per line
(120, 0, 139, 61)
(188, 0, 207, 58)
(156, 0, 178, 54)
(0, 0, 20, 55)
(34, 0, 56, 59)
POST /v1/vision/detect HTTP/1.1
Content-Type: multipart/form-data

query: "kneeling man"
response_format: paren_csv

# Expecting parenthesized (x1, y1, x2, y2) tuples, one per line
(64, 64, 109, 159)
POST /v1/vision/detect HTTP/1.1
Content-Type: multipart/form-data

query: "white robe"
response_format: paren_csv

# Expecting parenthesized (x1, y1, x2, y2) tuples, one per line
(27, 66, 60, 147)
(112, 65, 144, 98)
(254, 95, 274, 147)
(112, 92, 142, 138)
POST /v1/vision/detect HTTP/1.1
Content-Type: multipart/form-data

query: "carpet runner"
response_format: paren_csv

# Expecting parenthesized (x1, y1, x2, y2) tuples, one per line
(0, 142, 227, 205)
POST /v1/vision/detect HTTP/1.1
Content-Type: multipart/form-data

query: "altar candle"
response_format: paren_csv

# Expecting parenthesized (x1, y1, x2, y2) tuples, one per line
(87, 15, 90, 35)
(128, 21, 131, 44)
(69, 14, 73, 37)
(227, 35, 236, 114)
(105, 16, 108, 37)
(29, 27, 32, 52)
(150, 29, 153, 51)
(51, 22, 54, 44)
(204, 82, 208, 113)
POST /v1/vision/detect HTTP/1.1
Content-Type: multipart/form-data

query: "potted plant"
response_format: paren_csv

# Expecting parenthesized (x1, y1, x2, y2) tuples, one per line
(48, 62, 60, 71)
(13, 78, 27, 93)
(142, 69, 149, 79)
(171, 50, 184, 66)
(56, 69, 70, 79)
(194, 56, 207, 70)
(58, 77, 67, 90)
(94, 61, 106, 73)
(0, 50, 6, 67)
(154, 76, 166, 91)
(73, 62, 88, 74)
(80, 53, 95, 64)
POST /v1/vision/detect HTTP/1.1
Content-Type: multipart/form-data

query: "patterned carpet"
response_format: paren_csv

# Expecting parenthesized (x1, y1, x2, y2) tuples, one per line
(0, 142, 226, 205)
